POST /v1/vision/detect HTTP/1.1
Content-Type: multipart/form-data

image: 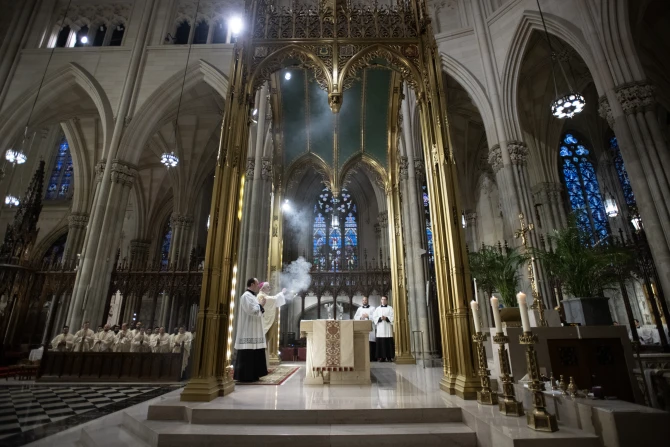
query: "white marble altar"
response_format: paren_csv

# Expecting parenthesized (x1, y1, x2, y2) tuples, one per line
(300, 319, 372, 385)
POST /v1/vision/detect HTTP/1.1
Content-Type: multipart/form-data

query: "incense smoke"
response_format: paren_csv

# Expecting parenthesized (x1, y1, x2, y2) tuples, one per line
(278, 256, 312, 295)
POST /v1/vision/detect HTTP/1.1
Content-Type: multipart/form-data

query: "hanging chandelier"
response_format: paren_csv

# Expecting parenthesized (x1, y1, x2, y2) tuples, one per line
(161, 0, 201, 169)
(537, 0, 585, 119)
(603, 192, 619, 218)
(5, 149, 27, 165)
(160, 151, 179, 168)
(4, 195, 19, 207)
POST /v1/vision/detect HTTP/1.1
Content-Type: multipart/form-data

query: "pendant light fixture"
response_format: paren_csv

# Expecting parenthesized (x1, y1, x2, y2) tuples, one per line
(603, 190, 619, 218)
(161, 0, 202, 168)
(4, 0, 74, 169)
(536, 0, 585, 119)
(4, 195, 19, 207)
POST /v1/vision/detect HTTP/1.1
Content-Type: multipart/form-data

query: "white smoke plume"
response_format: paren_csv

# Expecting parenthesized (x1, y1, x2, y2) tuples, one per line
(278, 256, 312, 295)
(284, 206, 311, 241)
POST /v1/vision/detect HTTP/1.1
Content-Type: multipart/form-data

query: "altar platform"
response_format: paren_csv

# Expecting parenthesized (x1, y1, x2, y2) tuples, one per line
(24, 363, 637, 447)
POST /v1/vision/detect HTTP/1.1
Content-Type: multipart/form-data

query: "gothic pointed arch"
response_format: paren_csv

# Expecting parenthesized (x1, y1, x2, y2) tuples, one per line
(500, 11, 605, 141)
(118, 60, 229, 164)
(0, 63, 114, 155)
(284, 152, 333, 197)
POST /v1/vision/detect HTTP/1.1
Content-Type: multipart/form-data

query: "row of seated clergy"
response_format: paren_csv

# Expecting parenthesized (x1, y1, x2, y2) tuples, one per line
(51, 323, 193, 354)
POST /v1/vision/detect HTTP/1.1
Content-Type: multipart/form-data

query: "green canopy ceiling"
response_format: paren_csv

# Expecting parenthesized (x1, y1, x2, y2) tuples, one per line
(278, 68, 392, 171)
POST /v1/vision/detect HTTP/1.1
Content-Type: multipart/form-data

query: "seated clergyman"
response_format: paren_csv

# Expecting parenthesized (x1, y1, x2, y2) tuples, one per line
(51, 326, 74, 352)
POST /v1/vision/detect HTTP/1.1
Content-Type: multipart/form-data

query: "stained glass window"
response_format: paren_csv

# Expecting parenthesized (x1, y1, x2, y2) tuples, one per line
(161, 220, 172, 269)
(610, 137, 636, 209)
(560, 133, 609, 242)
(46, 134, 74, 200)
(312, 187, 357, 271)
(422, 185, 434, 264)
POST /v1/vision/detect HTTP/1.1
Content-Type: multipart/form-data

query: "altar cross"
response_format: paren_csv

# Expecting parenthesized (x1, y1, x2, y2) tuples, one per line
(514, 213, 534, 250)
(514, 213, 548, 326)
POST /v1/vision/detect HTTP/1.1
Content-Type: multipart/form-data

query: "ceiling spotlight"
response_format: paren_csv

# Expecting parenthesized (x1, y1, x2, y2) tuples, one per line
(285, 72, 292, 81)
(160, 152, 179, 168)
(5, 149, 27, 165)
(252, 108, 258, 116)
(4, 195, 19, 207)
(282, 200, 292, 212)
(229, 16, 243, 35)
(80, 35, 88, 44)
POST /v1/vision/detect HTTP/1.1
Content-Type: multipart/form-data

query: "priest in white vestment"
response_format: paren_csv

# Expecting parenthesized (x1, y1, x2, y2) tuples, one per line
(73, 322, 95, 352)
(258, 282, 286, 364)
(92, 324, 115, 352)
(130, 327, 149, 352)
(172, 326, 192, 372)
(233, 278, 268, 382)
(114, 323, 132, 352)
(149, 327, 160, 352)
(156, 327, 171, 353)
(372, 296, 395, 362)
(354, 297, 376, 361)
(51, 326, 74, 352)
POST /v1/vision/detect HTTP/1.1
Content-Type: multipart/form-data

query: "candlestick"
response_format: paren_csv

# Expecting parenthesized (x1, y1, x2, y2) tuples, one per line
(492, 332, 524, 416)
(490, 296, 503, 333)
(472, 332, 497, 405)
(471, 300, 481, 333)
(517, 292, 531, 332)
(473, 278, 479, 303)
(531, 259, 538, 286)
(519, 331, 558, 432)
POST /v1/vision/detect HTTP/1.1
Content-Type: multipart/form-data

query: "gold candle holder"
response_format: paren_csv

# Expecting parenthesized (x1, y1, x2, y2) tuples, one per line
(492, 332, 524, 416)
(472, 332, 498, 405)
(519, 331, 558, 432)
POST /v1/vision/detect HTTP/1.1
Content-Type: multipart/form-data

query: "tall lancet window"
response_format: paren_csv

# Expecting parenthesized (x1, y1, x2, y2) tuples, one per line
(422, 185, 434, 265)
(610, 136, 636, 209)
(46, 134, 74, 200)
(312, 187, 358, 271)
(559, 132, 608, 242)
(161, 219, 172, 269)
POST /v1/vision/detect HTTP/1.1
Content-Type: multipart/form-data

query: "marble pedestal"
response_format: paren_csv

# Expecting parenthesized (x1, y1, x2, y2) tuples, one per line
(300, 319, 372, 385)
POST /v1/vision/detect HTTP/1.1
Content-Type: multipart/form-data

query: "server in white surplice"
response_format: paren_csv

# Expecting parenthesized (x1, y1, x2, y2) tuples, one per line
(233, 278, 268, 382)
(372, 296, 394, 362)
(353, 296, 376, 361)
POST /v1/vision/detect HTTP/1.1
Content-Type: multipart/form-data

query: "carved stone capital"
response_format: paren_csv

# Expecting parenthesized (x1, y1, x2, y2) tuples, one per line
(507, 141, 529, 166)
(488, 144, 502, 173)
(531, 182, 563, 202)
(246, 158, 255, 180)
(413, 158, 425, 178)
(68, 212, 89, 229)
(110, 160, 137, 187)
(378, 211, 389, 227)
(171, 213, 194, 229)
(615, 81, 655, 115)
(261, 158, 273, 181)
(598, 96, 615, 128)
(399, 156, 409, 179)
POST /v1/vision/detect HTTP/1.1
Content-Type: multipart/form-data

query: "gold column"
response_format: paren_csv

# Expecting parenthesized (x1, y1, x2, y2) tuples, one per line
(417, 31, 480, 399)
(387, 73, 414, 364)
(181, 44, 252, 401)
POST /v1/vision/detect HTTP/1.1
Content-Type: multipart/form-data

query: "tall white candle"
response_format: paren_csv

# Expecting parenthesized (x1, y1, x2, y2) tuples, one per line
(470, 300, 481, 333)
(473, 278, 479, 303)
(517, 291, 531, 332)
(490, 296, 503, 333)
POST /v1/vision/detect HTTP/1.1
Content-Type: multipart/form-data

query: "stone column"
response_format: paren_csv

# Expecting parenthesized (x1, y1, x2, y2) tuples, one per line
(600, 87, 670, 303)
(377, 211, 389, 264)
(62, 213, 89, 265)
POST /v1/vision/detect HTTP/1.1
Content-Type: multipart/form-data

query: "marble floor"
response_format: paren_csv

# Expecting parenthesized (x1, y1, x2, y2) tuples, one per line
(0, 383, 181, 447)
(16, 362, 603, 446)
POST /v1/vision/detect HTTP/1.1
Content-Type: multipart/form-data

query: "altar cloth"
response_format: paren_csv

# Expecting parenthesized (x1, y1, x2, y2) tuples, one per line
(311, 320, 354, 372)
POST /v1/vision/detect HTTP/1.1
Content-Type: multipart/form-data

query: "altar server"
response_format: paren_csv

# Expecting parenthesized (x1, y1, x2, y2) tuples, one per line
(73, 321, 95, 352)
(233, 278, 268, 382)
(51, 326, 74, 352)
(372, 296, 395, 362)
(92, 324, 115, 352)
(354, 296, 376, 361)
(114, 323, 132, 352)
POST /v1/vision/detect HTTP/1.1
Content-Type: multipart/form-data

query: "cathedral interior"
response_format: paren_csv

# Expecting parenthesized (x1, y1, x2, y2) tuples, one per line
(0, 0, 669, 446)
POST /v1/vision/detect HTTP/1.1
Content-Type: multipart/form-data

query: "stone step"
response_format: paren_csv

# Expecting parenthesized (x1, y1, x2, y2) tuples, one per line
(149, 404, 463, 425)
(129, 416, 476, 447)
(79, 424, 151, 447)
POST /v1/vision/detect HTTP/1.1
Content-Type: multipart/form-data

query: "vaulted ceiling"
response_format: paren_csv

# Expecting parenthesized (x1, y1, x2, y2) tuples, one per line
(275, 67, 393, 172)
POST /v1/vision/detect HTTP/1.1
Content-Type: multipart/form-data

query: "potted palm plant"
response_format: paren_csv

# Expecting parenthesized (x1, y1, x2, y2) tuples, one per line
(533, 218, 631, 326)
(468, 244, 527, 315)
